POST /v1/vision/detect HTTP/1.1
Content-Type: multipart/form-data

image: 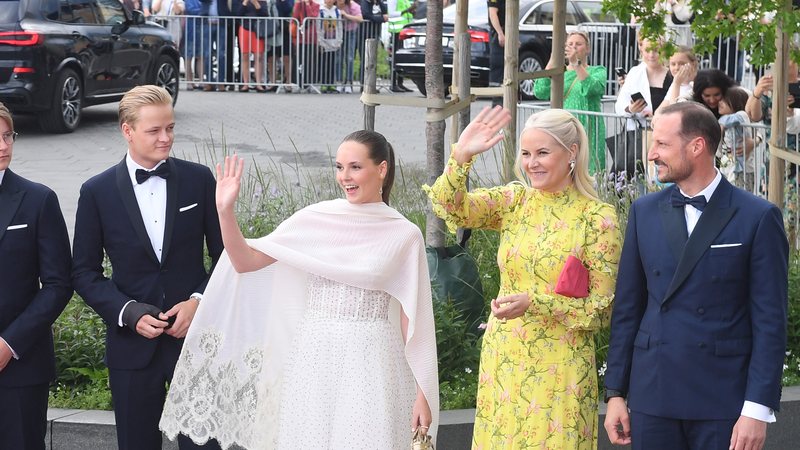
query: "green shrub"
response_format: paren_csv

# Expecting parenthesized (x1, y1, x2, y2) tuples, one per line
(52, 296, 106, 385)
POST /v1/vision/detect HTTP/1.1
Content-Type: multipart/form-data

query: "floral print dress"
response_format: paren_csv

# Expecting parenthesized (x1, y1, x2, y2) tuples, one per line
(425, 156, 621, 449)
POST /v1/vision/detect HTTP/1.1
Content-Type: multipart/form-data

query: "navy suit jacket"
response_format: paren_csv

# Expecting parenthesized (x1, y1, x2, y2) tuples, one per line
(0, 170, 72, 387)
(605, 178, 788, 420)
(72, 157, 223, 370)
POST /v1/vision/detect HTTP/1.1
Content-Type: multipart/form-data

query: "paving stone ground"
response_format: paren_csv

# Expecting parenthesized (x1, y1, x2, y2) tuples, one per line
(10, 88, 503, 235)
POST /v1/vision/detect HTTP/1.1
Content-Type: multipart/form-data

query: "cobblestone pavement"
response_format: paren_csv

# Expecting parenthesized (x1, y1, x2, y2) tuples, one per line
(10, 89, 502, 234)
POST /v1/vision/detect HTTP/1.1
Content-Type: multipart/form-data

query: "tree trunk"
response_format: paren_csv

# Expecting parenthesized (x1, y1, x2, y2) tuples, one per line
(425, 0, 446, 247)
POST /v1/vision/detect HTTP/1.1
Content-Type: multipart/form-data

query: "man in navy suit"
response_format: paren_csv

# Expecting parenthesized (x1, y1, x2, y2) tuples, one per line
(72, 86, 224, 450)
(0, 103, 73, 450)
(603, 101, 788, 450)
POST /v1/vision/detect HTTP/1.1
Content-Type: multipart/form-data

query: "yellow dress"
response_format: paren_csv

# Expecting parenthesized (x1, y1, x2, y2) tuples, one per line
(425, 156, 621, 450)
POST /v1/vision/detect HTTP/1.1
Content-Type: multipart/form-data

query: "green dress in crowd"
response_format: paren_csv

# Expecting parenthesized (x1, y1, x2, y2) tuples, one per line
(534, 66, 607, 174)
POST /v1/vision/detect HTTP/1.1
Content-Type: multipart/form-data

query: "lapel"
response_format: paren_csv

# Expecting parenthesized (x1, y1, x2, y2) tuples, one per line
(662, 178, 737, 303)
(659, 185, 688, 264)
(115, 158, 160, 265)
(0, 170, 25, 243)
(160, 158, 178, 266)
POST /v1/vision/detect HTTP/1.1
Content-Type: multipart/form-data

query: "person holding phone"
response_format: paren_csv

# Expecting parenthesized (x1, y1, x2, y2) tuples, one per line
(614, 36, 672, 132)
(535, 32, 608, 174)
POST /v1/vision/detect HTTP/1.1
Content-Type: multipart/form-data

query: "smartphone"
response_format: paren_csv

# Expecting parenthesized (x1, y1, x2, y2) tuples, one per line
(787, 82, 800, 108)
(615, 67, 627, 77)
(789, 82, 800, 97)
(631, 92, 646, 103)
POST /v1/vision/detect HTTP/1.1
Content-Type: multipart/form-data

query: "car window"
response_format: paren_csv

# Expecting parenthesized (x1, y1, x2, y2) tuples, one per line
(59, 0, 99, 24)
(575, 1, 617, 22)
(95, 0, 127, 25)
(442, 0, 488, 27)
(42, 0, 60, 20)
(1, 1, 21, 23)
(524, 1, 579, 26)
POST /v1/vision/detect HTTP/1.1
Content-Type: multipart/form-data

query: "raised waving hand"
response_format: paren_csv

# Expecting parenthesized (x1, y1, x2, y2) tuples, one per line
(452, 105, 513, 164)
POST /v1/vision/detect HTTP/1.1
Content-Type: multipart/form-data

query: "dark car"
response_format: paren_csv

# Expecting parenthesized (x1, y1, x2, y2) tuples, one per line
(0, 0, 180, 133)
(394, 0, 630, 99)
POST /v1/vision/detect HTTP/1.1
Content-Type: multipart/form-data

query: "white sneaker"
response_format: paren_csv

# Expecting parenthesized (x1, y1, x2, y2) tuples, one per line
(344, 86, 353, 94)
(336, 86, 344, 93)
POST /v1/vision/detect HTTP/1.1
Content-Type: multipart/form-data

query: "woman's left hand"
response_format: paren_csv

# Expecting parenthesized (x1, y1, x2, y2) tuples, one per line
(411, 391, 432, 433)
(491, 292, 531, 321)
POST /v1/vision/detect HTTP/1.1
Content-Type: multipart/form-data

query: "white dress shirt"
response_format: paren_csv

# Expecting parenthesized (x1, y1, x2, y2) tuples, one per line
(678, 170, 776, 423)
(118, 154, 168, 327)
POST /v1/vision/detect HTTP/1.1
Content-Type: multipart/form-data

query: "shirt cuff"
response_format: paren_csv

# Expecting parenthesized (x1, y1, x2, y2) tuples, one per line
(190, 292, 203, 302)
(118, 300, 137, 327)
(741, 401, 776, 423)
(0, 336, 19, 360)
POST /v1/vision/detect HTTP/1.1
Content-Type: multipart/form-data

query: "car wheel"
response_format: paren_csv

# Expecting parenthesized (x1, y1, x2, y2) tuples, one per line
(412, 78, 426, 96)
(519, 51, 544, 101)
(153, 55, 179, 105)
(38, 68, 82, 134)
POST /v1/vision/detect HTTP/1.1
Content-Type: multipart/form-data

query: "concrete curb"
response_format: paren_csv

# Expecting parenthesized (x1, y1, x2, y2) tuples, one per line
(46, 386, 800, 449)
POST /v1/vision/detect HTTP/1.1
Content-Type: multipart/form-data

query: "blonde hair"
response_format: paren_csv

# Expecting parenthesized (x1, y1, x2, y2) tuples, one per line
(567, 31, 591, 50)
(514, 109, 600, 202)
(0, 102, 12, 130)
(118, 85, 173, 128)
(671, 45, 698, 64)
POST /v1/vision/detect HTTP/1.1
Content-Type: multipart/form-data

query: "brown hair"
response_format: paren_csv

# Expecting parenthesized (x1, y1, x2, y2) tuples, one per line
(341, 130, 396, 204)
(659, 101, 722, 154)
(722, 86, 749, 113)
(118, 85, 173, 128)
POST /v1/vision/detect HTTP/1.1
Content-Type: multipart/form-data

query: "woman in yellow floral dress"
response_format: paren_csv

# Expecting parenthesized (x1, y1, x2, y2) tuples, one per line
(426, 106, 622, 449)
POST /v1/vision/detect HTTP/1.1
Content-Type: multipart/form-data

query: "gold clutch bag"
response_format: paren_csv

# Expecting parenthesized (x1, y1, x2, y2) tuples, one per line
(411, 428, 434, 450)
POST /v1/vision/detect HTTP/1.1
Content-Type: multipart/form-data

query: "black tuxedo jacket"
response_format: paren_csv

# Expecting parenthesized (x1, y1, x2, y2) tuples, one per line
(72, 157, 223, 370)
(0, 170, 72, 387)
(605, 178, 788, 419)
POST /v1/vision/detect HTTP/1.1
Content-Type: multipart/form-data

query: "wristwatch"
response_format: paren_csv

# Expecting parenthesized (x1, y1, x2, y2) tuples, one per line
(604, 389, 625, 403)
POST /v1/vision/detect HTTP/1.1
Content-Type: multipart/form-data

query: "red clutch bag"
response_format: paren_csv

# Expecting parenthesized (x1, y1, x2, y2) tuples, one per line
(554, 255, 590, 298)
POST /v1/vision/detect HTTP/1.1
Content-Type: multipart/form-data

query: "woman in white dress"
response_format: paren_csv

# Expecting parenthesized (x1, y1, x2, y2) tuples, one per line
(160, 131, 439, 449)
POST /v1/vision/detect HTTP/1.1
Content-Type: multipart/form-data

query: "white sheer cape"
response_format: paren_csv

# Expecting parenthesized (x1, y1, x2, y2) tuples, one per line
(159, 199, 439, 449)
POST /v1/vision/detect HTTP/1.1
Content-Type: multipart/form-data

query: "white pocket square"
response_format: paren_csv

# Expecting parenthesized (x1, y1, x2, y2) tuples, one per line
(6, 224, 28, 230)
(179, 203, 198, 212)
(710, 243, 742, 248)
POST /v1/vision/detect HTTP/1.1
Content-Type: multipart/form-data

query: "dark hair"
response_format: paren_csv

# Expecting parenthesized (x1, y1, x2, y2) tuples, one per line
(722, 86, 749, 113)
(659, 101, 722, 154)
(341, 130, 396, 204)
(692, 69, 737, 112)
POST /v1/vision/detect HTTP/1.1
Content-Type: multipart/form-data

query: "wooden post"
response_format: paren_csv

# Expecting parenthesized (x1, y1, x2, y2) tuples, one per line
(550, 0, 566, 108)
(450, 0, 469, 144)
(456, 32, 472, 138)
(768, 0, 791, 206)
(363, 38, 378, 131)
(425, 0, 446, 247)
(501, 0, 519, 182)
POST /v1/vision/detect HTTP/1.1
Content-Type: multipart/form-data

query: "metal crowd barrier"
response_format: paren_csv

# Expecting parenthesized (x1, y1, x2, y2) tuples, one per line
(577, 23, 764, 97)
(153, 14, 391, 92)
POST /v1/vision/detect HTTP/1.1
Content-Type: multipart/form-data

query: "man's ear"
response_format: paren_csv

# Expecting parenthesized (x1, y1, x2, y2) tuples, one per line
(121, 123, 133, 142)
(691, 137, 706, 157)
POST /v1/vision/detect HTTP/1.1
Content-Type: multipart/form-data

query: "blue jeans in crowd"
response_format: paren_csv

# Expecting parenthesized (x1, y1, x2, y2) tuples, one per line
(204, 20, 228, 83)
(342, 29, 357, 84)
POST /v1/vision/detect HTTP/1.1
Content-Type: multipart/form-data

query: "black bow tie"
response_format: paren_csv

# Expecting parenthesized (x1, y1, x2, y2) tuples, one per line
(671, 189, 707, 211)
(135, 164, 170, 184)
